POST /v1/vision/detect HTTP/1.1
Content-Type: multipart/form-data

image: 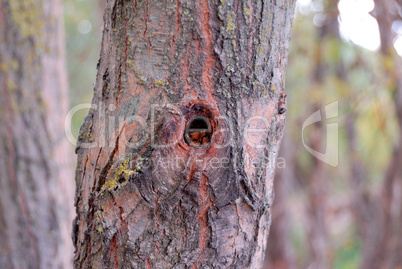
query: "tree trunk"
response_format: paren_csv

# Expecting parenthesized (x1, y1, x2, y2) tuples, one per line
(302, 3, 340, 267)
(263, 134, 296, 269)
(356, 1, 402, 268)
(73, 0, 295, 268)
(0, 0, 74, 268)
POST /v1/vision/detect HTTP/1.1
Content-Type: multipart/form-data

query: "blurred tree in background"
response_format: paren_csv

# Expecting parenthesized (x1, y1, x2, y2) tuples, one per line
(263, 0, 402, 268)
(0, 0, 74, 267)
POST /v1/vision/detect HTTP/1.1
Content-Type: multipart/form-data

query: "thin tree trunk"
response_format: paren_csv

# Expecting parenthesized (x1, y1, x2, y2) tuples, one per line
(302, 3, 340, 266)
(264, 134, 296, 269)
(305, 119, 331, 268)
(73, 0, 296, 268)
(0, 0, 74, 268)
(355, 1, 402, 268)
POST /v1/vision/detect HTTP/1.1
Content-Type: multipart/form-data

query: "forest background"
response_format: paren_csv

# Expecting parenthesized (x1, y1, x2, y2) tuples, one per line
(3, 0, 400, 268)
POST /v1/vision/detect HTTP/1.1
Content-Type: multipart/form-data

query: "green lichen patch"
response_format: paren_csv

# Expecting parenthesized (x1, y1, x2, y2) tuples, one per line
(102, 156, 134, 191)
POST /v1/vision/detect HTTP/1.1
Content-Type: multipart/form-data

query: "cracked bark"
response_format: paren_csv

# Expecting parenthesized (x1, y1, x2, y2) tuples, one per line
(73, 0, 295, 268)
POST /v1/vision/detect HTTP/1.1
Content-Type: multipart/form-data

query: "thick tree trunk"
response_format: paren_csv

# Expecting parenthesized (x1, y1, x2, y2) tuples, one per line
(73, 0, 295, 268)
(0, 0, 74, 268)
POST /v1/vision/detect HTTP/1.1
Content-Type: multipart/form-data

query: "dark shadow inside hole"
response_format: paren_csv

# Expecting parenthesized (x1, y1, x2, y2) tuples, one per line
(189, 118, 209, 129)
(184, 116, 212, 147)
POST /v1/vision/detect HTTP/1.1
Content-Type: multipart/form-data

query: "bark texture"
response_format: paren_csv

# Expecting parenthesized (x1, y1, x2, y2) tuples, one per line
(0, 0, 74, 268)
(73, 0, 295, 268)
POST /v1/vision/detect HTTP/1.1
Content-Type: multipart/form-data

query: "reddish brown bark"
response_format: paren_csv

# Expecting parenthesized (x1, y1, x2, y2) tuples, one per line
(73, 0, 296, 268)
(0, 0, 74, 268)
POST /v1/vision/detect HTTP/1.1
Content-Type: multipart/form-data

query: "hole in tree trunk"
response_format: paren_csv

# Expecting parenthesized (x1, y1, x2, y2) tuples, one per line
(184, 116, 212, 147)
